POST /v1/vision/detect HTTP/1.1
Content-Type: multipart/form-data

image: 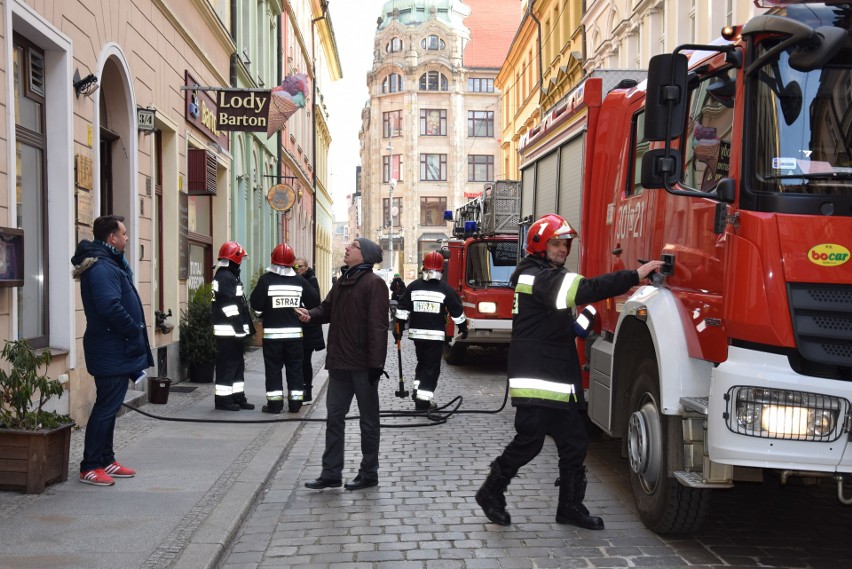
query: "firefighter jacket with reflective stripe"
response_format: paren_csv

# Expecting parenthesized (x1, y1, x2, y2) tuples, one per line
(249, 267, 320, 340)
(508, 255, 639, 410)
(212, 266, 252, 337)
(396, 278, 465, 342)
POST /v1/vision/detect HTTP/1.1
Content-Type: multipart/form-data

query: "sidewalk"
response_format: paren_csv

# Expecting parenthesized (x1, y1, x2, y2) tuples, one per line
(0, 347, 325, 569)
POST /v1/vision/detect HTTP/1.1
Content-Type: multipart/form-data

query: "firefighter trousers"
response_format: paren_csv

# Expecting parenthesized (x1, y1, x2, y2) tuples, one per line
(262, 338, 304, 401)
(215, 337, 245, 397)
(496, 405, 588, 473)
(413, 339, 443, 402)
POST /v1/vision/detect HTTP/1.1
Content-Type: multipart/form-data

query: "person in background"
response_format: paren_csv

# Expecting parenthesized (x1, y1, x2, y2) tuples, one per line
(389, 273, 406, 302)
(475, 214, 664, 530)
(211, 241, 255, 411)
(394, 251, 466, 410)
(294, 256, 325, 404)
(72, 214, 154, 486)
(251, 244, 319, 413)
(295, 238, 388, 491)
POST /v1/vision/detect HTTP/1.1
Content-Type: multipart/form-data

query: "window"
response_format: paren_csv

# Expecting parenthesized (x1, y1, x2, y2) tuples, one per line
(421, 35, 445, 50)
(419, 71, 448, 91)
(386, 37, 403, 53)
(383, 197, 402, 228)
(466, 241, 518, 288)
(628, 112, 649, 197)
(383, 154, 402, 182)
(420, 196, 447, 226)
(468, 155, 494, 182)
(420, 154, 447, 181)
(383, 110, 402, 138)
(682, 70, 735, 193)
(13, 36, 48, 347)
(382, 73, 403, 93)
(420, 109, 446, 136)
(468, 110, 494, 137)
(468, 78, 494, 92)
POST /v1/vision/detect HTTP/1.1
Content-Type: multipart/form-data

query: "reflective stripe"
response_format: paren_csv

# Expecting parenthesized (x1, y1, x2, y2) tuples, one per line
(267, 390, 284, 400)
(411, 289, 447, 303)
(236, 285, 244, 295)
(222, 304, 240, 317)
(515, 273, 535, 295)
(212, 281, 220, 292)
(268, 284, 303, 295)
(412, 379, 420, 390)
(396, 309, 410, 320)
(451, 313, 466, 325)
(214, 324, 238, 336)
(233, 381, 245, 393)
(263, 327, 304, 339)
(509, 377, 578, 403)
(215, 384, 233, 396)
(408, 328, 445, 341)
(576, 313, 590, 329)
(555, 273, 582, 310)
(289, 390, 304, 401)
(415, 389, 434, 401)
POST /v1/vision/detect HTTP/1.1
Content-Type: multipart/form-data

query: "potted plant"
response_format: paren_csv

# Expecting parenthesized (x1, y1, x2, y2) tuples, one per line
(0, 339, 75, 493)
(179, 284, 217, 383)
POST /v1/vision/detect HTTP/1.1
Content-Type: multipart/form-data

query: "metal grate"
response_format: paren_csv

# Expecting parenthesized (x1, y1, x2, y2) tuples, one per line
(788, 282, 852, 368)
(169, 386, 198, 393)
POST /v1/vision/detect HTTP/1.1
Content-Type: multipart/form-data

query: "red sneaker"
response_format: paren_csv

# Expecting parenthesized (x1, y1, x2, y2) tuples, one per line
(104, 461, 136, 478)
(80, 468, 115, 486)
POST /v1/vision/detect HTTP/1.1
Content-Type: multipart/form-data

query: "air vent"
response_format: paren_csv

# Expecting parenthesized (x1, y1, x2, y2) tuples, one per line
(29, 48, 45, 97)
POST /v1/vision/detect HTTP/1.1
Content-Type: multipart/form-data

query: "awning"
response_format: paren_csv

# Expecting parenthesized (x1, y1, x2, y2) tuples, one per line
(419, 232, 449, 242)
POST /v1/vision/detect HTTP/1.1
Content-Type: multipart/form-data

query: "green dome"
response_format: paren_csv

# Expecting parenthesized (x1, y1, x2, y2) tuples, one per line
(377, 0, 470, 30)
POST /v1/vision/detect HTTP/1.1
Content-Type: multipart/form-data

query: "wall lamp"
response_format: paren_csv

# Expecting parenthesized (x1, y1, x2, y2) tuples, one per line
(73, 70, 99, 98)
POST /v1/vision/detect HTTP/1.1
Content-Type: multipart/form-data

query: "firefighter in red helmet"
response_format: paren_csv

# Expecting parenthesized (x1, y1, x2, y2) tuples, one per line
(475, 214, 663, 529)
(249, 243, 320, 413)
(211, 241, 254, 411)
(394, 250, 467, 410)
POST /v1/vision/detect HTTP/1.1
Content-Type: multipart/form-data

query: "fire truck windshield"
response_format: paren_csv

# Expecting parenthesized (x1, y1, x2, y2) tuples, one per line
(465, 240, 517, 288)
(750, 29, 852, 199)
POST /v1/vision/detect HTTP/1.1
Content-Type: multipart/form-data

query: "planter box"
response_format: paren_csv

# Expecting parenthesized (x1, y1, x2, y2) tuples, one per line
(0, 422, 73, 493)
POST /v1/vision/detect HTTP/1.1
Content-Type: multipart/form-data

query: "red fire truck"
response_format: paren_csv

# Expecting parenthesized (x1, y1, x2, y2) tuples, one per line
(519, 1, 852, 533)
(441, 181, 520, 364)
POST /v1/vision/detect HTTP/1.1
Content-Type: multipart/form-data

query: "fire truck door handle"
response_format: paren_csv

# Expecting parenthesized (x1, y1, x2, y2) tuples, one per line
(611, 246, 622, 255)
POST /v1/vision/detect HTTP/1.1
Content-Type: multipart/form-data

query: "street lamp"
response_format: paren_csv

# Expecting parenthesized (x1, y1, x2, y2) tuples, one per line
(386, 142, 395, 272)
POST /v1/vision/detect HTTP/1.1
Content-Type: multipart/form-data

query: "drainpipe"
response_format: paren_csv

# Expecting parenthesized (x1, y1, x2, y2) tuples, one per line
(528, 0, 544, 101)
(311, 10, 326, 267)
(230, 0, 238, 87)
(277, 12, 283, 243)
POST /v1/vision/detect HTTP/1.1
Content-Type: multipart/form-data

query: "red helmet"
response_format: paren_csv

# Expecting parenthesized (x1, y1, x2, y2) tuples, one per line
(423, 251, 445, 271)
(525, 214, 577, 255)
(271, 243, 296, 267)
(218, 241, 248, 264)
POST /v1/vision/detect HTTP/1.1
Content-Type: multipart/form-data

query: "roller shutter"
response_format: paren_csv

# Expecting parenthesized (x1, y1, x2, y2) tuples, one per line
(521, 166, 535, 219)
(558, 134, 584, 272)
(534, 151, 558, 218)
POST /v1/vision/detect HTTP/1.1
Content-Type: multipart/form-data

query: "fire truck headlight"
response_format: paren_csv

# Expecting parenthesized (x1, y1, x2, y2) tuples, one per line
(478, 302, 497, 314)
(727, 386, 847, 442)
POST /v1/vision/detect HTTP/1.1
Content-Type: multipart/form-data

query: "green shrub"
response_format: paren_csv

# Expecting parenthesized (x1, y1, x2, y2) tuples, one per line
(179, 284, 217, 366)
(0, 339, 73, 430)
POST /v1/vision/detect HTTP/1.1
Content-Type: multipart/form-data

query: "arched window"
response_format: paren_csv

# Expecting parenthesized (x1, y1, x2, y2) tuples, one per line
(419, 71, 448, 91)
(386, 37, 403, 53)
(421, 35, 445, 50)
(382, 73, 404, 93)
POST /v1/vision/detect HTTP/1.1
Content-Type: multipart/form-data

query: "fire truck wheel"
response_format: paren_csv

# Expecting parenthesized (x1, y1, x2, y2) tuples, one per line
(443, 341, 467, 365)
(626, 359, 710, 534)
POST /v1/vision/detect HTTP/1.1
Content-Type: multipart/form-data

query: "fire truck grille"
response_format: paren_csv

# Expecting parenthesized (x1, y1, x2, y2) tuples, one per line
(788, 283, 852, 372)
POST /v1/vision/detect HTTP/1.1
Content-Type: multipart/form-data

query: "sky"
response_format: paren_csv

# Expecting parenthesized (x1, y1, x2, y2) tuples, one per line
(324, 0, 388, 220)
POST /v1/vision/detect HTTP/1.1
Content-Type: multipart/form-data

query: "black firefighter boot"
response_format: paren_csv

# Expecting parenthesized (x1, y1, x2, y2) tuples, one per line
(475, 460, 515, 526)
(214, 395, 240, 411)
(232, 392, 255, 410)
(555, 466, 605, 530)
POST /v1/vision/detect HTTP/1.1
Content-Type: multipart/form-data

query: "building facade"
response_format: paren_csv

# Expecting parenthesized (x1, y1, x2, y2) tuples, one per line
(1, 0, 338, 426)
(359, 0, 520, 281)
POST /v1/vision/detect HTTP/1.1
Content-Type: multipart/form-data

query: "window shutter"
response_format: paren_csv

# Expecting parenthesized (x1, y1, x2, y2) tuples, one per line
(29, 48, 45, 96)
(188, 148, 217, 195)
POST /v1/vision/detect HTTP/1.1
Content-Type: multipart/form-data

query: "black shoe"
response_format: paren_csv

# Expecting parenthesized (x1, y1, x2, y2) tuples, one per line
(234, 395, 255, 410)
(344, 475, 378, 490)
(305, 477, 342, 490)
(288, 401, 303, 413)
(214, 395, 240, 411)
(415, 399, 437, 411)
(303, 388, 312, 405)
(262, 401, 284, 414)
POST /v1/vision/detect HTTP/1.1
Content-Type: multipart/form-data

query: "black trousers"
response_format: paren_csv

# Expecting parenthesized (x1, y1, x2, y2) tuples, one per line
(496, 405, 588, 473)
(413, 340, 443, 401)
(302, 347, 314, 389)
(262, 339, 303, 401)
(215, 337, 244, 393)
(320, 369, 380, 480)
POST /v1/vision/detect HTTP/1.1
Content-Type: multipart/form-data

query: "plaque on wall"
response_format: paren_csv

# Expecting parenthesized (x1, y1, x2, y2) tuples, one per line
(76, 188, 93, 226)
(178, 192, 189, 280)
(75, 154, 93, 190)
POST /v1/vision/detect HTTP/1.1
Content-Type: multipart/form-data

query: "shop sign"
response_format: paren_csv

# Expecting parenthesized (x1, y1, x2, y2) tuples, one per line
(267, 184, 297, 212)
(217, 90, 271, 132)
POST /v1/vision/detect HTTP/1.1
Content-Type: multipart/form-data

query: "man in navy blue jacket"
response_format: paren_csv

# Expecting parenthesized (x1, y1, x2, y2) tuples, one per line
(72, 215, 153, 486)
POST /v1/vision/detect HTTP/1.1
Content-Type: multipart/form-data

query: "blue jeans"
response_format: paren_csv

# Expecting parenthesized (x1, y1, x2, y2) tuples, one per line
(80, 375, 129, 472)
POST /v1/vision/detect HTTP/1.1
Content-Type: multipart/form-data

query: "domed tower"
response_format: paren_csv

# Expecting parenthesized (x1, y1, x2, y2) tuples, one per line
(360, 0, 519, 280)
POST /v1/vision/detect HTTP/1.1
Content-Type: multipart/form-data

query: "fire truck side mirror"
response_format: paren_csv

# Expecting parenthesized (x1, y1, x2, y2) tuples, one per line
(644, 53, 688, 141)
(641, 148, 682, 189)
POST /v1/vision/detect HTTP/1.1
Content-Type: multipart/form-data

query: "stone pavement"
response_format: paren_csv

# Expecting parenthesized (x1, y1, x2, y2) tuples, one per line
(4, 334, 852, 569)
